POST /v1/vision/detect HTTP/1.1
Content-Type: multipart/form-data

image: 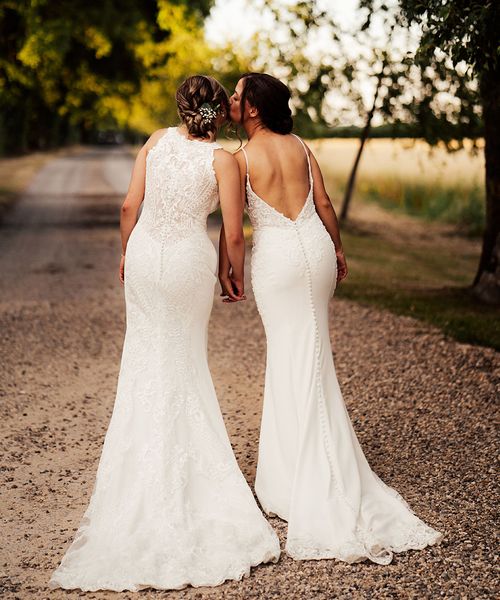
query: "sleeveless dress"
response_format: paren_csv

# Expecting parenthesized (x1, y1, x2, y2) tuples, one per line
(242, 135, 443, 564)
(48, 127, 280, 592)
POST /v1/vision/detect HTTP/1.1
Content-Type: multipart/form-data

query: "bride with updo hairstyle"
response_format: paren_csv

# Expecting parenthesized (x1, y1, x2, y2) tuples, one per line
(219, 72, 442, 565)
(176, 74, 230, 140)
(48, 72, 280, 593)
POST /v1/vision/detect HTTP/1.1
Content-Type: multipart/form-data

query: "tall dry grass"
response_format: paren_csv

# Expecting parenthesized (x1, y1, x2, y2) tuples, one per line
(307, 138, 485, 235)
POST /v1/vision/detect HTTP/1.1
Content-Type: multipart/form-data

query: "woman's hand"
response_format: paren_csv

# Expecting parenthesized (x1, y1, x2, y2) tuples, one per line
(336, 250, 348, 284)
(219, 270, 246, 302)
(119, 254, 125, 285)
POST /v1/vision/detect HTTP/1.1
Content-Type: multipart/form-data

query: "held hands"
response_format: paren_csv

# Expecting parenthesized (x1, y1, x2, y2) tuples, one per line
(219, 269, 246, 303)
(336, 249, 348, 284)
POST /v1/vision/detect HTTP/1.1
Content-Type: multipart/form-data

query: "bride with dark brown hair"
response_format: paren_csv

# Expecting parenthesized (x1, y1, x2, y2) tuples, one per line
(48, 75, 279, 593)
(219, 72, 442, 564)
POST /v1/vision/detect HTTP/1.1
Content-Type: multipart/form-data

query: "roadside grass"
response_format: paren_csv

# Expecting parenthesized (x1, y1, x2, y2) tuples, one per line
(335, 227, 499, 350)
(357, 180, 484, 236)
(239, 214, 498, 350)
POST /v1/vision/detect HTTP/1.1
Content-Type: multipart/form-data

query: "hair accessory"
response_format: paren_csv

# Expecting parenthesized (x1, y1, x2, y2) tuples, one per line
(199, 102, 220, 124)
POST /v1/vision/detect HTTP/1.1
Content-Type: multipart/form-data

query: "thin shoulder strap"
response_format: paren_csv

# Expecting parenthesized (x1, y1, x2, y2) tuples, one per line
(240, 147, 250, 179)
(291, 133, 312, 178)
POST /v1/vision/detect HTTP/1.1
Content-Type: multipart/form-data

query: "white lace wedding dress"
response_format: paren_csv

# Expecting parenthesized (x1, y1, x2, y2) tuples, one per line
(49, 127, 280, 592)
(242, 136, 443, 565)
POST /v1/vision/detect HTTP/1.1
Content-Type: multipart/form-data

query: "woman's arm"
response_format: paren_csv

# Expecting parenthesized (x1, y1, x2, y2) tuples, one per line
(214, 149, 246, 300)
(119, 129, 165, 284)
(307, 146, 348, 283)
(218, 149, 248, 302)
(218, 223, 229, 291)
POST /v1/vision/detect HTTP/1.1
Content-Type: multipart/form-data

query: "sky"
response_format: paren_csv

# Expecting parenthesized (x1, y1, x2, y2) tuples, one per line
(205, 0, 420, 124)
(205, 0, 363, 45)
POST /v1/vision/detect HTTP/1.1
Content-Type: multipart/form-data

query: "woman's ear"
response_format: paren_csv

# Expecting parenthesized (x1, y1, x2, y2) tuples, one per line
(248, 106, 259, 118)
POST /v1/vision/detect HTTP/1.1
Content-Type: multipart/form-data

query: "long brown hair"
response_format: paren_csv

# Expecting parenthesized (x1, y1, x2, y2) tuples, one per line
(239, 73, 293, 134)
(175, 75, 230, 139)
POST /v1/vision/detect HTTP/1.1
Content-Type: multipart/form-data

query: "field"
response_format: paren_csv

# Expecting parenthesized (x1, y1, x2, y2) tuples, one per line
(308, 137, 485, 235)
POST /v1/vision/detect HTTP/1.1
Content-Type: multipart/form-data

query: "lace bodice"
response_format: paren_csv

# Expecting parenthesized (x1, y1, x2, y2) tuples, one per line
(139, 127, 222, 243)
(242, 134, 317, 231)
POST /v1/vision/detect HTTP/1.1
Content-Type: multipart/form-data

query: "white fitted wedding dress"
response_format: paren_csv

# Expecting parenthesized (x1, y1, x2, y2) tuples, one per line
(49, 127, 280, 592)
(242, 135, 442, 564)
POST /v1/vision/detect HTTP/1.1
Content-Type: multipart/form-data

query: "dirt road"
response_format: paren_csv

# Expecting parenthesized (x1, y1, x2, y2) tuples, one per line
(0, 146, 497, 599)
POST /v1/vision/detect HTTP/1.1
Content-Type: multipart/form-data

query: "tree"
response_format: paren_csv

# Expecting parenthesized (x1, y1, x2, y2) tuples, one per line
(339, 2, 482, 222)
(339, 48, 389, 222)
(393, 0, 500, 303)
(237, 0, 487, 251)
(225, 0, 343, 135)
(0, 0, 216, 153)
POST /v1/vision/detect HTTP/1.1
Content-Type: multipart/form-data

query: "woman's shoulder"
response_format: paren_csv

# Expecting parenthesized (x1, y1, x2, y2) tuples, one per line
(145, 128, 169, 149)
(214, 147, 238, 167)
(212, 148, 241, 182)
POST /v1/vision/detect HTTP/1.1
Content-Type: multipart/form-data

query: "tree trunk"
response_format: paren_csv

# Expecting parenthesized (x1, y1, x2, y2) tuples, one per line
(340, 73, 383, 222)
(472, 69, 500, 304)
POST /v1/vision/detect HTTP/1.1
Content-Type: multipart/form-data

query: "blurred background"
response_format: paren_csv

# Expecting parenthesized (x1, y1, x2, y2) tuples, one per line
(0, 0, 498, 348)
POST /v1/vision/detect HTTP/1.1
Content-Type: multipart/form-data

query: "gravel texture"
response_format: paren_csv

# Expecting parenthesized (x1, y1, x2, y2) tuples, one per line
(0, 147, 498, 600)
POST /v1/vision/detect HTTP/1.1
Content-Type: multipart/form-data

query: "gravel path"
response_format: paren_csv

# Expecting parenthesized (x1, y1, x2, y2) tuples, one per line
(0, 147, 498, 599)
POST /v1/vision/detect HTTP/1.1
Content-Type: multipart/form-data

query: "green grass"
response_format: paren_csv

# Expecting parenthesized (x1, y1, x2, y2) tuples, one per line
(361, 180, 485, 236)
(336, 228, 500, 350)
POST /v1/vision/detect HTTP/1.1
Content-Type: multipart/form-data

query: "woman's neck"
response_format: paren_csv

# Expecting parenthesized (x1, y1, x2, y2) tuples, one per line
(244, 120, 269, 140)
(179, 123, 215, 142)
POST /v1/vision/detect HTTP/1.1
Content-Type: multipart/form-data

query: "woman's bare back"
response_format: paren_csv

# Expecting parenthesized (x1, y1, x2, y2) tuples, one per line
(242, 133, 311, 221)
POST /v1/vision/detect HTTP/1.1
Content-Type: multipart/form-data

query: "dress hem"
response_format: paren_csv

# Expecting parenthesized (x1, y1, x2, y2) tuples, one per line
(285, 528, 443, 565)
(48, 547, 280, 593)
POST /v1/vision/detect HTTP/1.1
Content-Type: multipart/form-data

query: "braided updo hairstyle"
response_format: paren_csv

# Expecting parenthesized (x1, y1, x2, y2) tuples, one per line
(176, 75, 230, 139)
(239, 73, 293, 134)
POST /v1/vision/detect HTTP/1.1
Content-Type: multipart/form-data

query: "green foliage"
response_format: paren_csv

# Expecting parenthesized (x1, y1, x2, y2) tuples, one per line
(250, 1, 342, 130)
(0, 0, 217, 153)
(354, 1, 484, 149)
(395, 0, 499, 76)
(249, 1, 484, 147)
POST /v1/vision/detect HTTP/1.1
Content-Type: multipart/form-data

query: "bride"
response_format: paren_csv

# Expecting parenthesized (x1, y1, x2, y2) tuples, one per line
(219, 72, 443, 564)
(48, 75, 279, 593)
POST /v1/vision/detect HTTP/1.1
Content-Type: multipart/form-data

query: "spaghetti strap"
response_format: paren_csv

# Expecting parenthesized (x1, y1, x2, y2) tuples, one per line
(291, 133, 312, 182)
(240, 147, 250, 178)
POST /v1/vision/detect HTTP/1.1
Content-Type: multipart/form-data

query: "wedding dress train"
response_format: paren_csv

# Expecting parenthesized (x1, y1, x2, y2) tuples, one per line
(242, 136, 442, 564)
(49, 127, 280, 592)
